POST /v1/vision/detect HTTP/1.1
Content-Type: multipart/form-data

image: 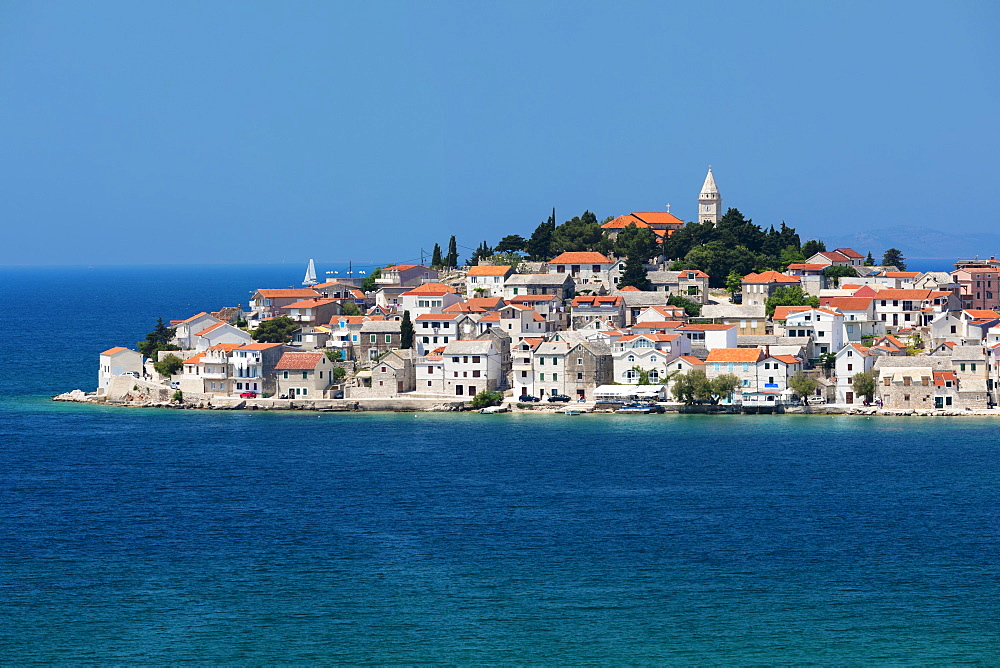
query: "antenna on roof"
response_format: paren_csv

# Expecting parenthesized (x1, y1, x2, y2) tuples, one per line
(666, 203, 671, 213)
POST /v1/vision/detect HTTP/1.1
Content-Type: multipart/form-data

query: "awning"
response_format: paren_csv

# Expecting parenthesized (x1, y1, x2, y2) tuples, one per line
(356, 370, 372, 379)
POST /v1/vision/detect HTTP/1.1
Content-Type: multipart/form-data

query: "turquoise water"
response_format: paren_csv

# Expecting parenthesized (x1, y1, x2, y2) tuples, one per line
(2, 266, 1000, 662)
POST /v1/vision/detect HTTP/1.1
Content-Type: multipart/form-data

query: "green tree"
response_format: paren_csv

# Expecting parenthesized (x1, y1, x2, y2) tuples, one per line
(817, 352, 837, 377)
(631, 365, 651, 385)
(324, 349, 343, 361)
(865, 251, 876, 266)
(725, 271, 743, 297)
(361, 267, 382, 292)
(549, 211, 605, 255)
(252, 316, 297, 343)
(710, 373, 740, 404)
(172, 389, 184, 403)
(137, 317, 180, 360)
(331, 366, 347, 383)
(667, 295, 701, 317)
(153, 353, 183, 377)
(466, 241, 494, 266)
(489, 251, 527, 272)
(618, 255, 651, 291)
(672, 369, 714, 404)
(778, 245, 806, 268)
(400, 310, 414, 349)
(681, 240, 756, 287)
(446, 236, 459, 268)
(430, 243, 443, 268)
(765, 285, 819, 317)
(881, 248, 907, 271)
(823, 265, 858, 287)
(496, 234, 528, 253)
(851, 371, 876, 402)
(526, 209, 556, 260)
(801, 239, 826, 258)
(340, 302, 363, 316)
(470, 389, 504, 409)
(788, 371, 818, 399)
(613, 223, 659, 262)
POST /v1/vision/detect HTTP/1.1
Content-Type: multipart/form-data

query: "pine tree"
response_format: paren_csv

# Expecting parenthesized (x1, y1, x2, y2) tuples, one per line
(431, 243, 442, 268)
(881, 248, 907, 271)
(400, 310, 414, 349)
(526, 208, 556, 260)
(865, 251, 875, 266)
(445, 236, 458, 268)
(618, 255, 651, 291)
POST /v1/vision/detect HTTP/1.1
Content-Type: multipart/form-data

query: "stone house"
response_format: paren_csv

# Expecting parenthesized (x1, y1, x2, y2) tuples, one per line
(504, 273, 575, 300)
(741, 271, 801, 307)
(531, 340, 613, 400)
(354, 320, 403, 364)
(353, 349, 416, 397)
(570, 295, 625, 329)
(442, 339, 503, 398)
(548, 251, 615, 291)
(375, 264, 439, 287)
(414, 313, 477, 354)
(275, 351, 334, 399)
(646, 270, 711, 304)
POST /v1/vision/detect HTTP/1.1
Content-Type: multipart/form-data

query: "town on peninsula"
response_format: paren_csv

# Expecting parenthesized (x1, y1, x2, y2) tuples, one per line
(61, 169, 1000, 416)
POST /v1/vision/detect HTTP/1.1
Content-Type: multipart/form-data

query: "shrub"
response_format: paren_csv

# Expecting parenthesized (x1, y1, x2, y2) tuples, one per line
(154, 353, 184, 377)
(470, 390, 503, 409)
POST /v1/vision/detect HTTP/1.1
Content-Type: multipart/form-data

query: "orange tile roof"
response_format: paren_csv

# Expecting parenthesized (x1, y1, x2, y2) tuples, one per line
(631, 320, 685, 330)
(184, 354, 205, 364)
(618, 285, 642, 292)
(743, 270, 800, 284)
(275, 352, 325, 370)
(415, 313, 462, 320)
(101, 346, 131, 356)
(933, 370, 958, 386)
(679, 356, 705, 365)
(508, 294, 557, 302)
(284, 298, 337, 309)
(237, 342, 285, 351)
(827, 297, 874, 311)
(965, 309, 1000, 318)
(256, 289, 321, 299)
(195, 322, 225, 336)
(601, 214, 651, 229)
(402, 282, 458, 296)
(442, 303, 487, 313)
(786, 263, 828, 271)
(208, 342, 244, 352)
(179, 311, 211, 323)
(550, 251, 613, 264)
(677, 323, 737, 331)
(834, 247, 864, 259)
(876, 289, 951, 300)
(383, 264, 423, 272)
(465, 297, 505, 309)
(772, 354, 801, 364)
(772, 305, 812, 320)
(571, 296, 622, 307)
(880, 271, 919, 278)
(478, 313, 501, 322)
(678, 269, 709, 278)
(632, 211, 685, 228)
(706, 348, 764, 363)
(467, 265, 512, 276)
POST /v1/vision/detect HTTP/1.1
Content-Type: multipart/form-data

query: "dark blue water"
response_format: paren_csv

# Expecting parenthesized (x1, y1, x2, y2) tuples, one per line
(2, 266, 999, 663)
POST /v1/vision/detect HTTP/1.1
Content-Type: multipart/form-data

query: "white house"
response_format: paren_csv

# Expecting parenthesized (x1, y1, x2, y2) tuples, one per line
(780, 307, 844, 356)
(442, 339, 503, 398)
(399, 283, 463, 318)
(98, 347, 144, 393)
(834, 342, 875, 404)
(466, 265, 514, 298)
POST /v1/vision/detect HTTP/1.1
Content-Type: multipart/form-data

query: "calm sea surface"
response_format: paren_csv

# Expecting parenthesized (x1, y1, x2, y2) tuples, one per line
(1, 265, 999, 663)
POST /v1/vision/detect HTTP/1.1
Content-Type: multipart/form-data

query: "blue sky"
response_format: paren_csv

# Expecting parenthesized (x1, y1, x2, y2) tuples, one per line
(1, 1, 997, 266)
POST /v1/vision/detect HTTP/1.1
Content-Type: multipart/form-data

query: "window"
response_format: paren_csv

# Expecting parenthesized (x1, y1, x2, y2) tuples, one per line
(302, 371, 308, 379)
(577, 358, 583, 365)
(473, 356, 481, 364)
(539, 373, 545, 381)
(552, 373, 558, 381)
(961, 363, 966, 371)
(283, 371, 288, 379)
(385, 334, 392, 343)
(472, 370, 481, 378)
(370, 334, 376, 343)
(971, 363, 977, 371)
(539, 358, 544, 365)
(577, 372, 583, 380)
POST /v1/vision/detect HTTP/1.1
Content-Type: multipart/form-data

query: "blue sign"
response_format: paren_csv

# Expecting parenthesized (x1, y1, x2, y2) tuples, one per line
(764, 383, 779, 388)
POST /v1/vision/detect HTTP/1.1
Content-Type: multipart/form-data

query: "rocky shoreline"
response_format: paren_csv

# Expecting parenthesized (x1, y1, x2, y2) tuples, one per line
(51, 389, 1000, 417)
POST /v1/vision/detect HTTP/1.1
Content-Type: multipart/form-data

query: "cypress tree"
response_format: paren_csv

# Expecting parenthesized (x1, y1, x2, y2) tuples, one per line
(446, 236, 458, 268)
(618, 255, 651, 291)
(400, 310, 414, 349)
(431, 243, 442, 268)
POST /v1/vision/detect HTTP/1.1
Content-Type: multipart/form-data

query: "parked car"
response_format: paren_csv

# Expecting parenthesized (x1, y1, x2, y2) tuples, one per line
(121, 371, 139, 378)
(169, 381, 181, 389)
(547, 394, 571, 403)
(518, 394, 540, 402)
(807, 396, 825, 405)
(333, 391, 344, 399)
(240, 390, 258, 398)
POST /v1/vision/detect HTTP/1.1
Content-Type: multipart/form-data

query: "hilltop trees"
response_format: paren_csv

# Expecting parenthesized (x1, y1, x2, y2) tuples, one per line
(430, 243, 443, 268)
(613, 223, 658, 262)
(618, 255, 652, 291)
(550, 211, 607, 255)
(496, 234, 527, 253)
(526, 209, 556, 260)
(445, 236, 459, 268)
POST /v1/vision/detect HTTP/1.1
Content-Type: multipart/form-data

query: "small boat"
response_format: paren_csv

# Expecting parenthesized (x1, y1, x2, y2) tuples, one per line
(479, 405, 509, 414)
(302, 258, 318, 286)
(617, 403, 652, 414)
(563, 408, 583, 415)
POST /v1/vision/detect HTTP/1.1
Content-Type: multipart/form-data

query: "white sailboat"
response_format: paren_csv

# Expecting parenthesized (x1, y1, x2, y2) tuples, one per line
(302, 258, 318, 286)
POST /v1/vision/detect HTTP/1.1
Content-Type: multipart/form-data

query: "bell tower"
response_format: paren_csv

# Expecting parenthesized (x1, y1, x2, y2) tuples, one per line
(698, 166, 722, 224)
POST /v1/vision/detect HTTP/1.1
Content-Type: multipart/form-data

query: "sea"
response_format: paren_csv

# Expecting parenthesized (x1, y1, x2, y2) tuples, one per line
(2, 263, 999, 663)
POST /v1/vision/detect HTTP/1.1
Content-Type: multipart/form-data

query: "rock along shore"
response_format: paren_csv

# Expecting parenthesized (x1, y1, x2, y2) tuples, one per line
(51, 389, 1000, 417)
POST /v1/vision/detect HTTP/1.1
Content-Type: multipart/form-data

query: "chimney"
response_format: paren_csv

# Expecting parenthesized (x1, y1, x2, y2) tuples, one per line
(765, 344, 770, 358)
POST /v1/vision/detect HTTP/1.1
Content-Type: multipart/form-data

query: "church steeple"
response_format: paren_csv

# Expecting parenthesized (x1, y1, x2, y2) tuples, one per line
(698, 166, 722, 224)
